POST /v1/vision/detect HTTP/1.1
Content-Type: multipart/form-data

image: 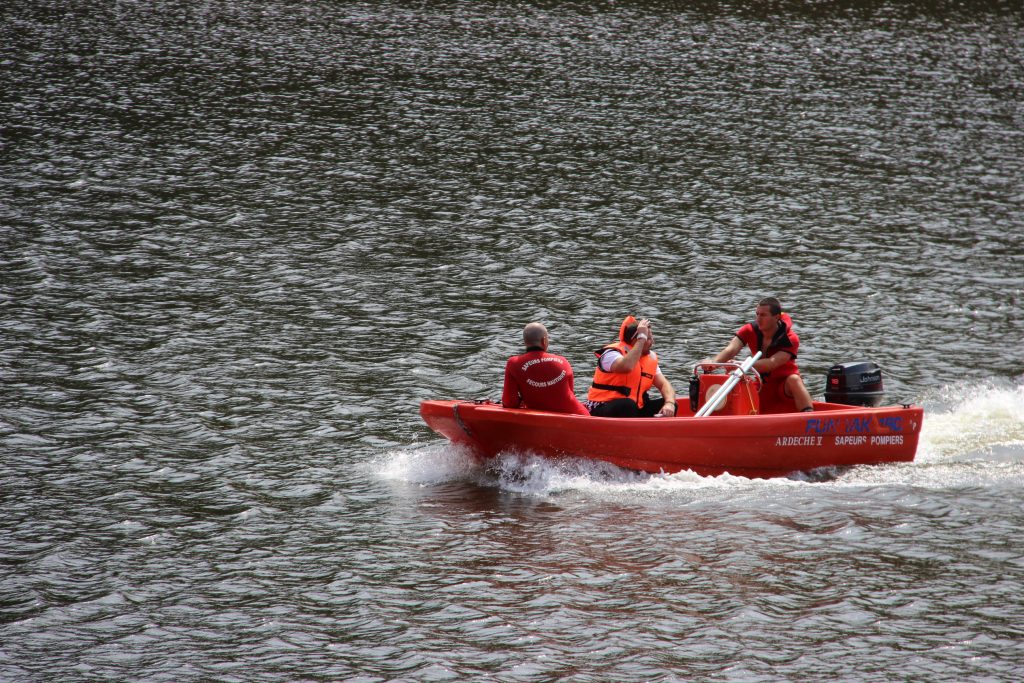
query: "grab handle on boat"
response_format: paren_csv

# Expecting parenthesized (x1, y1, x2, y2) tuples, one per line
(695, 351, 762, 417)
(693, 360, 763, 393)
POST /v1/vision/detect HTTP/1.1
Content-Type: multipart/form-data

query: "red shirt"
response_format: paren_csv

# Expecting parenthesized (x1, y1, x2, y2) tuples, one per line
(502, 350, 590, 415)
(736, 312, 800, 380)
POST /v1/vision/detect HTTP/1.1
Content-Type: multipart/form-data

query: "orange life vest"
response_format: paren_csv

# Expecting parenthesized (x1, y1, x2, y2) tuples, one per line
(587, 340, 659, 407)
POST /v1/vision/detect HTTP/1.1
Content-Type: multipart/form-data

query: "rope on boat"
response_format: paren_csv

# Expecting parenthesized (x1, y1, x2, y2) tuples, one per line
(452, 402, 473, 437)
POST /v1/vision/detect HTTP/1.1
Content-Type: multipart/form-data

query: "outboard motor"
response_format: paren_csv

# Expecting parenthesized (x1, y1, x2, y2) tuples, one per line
(824, 361, 884, 407)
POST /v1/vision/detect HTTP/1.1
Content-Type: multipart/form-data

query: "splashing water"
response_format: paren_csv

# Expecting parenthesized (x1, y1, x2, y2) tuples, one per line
(374, 442, 483, 485)
(917, 381, 1024, 463)
(376, 444, 820, 499)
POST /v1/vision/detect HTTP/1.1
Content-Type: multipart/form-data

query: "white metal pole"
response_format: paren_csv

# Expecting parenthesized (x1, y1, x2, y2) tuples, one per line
(695, 351, 762, 417)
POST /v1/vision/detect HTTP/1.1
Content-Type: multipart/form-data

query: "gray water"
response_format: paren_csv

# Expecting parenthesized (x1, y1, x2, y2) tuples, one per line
(2, 1, 1024, 681)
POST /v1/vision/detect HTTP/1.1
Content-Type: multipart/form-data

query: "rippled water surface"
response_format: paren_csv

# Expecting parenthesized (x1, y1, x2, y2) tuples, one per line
(2, 1, 1024, 681)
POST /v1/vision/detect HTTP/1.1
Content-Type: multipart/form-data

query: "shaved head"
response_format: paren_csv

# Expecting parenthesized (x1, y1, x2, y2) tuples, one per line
(523, 322, 548, 347)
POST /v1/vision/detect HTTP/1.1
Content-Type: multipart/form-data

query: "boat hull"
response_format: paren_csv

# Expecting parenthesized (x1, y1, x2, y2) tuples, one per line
(419, 400, 923, 478)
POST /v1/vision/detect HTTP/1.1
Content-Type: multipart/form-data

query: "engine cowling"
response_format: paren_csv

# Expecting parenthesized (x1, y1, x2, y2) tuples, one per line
(824, 361, 884, 407)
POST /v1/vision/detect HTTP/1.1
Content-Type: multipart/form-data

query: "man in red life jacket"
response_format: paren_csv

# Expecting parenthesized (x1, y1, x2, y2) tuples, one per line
(502, 322, 590, 415)
(713, 297, 814, 414)
(585, 316, 678, 418)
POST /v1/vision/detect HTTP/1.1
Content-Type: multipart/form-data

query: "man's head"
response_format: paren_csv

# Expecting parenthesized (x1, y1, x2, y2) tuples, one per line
(621, 316, 654, 354)
(523, 322, 549, 351)
(755, 297, 783, 336)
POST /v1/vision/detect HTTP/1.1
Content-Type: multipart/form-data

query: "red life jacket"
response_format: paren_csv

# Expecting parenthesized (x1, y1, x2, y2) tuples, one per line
(736, 312, 800, 380)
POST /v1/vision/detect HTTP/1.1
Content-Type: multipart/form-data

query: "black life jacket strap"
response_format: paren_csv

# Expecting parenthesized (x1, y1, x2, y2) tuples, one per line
(591, 382, 631, 396)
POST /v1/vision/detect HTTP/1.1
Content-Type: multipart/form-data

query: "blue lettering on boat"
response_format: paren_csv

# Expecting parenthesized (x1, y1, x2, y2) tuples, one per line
(843, 417, 870, 433)
(805, 418, 839, 434)
(878, 416, 904, 432)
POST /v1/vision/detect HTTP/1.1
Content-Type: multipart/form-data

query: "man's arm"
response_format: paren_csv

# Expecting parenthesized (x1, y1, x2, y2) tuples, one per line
(753, 350, 795, 375)
(713, 336, 744, 363)
(653, 372, 677, 416)
(608, 319, 651, 372)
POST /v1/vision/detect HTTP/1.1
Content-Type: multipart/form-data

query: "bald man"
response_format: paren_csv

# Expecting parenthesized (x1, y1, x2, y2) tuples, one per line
(501, 322, 590, 415)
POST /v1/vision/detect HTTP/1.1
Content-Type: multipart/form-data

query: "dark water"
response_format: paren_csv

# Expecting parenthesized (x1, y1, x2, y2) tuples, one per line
(2, 1, 1024, 680)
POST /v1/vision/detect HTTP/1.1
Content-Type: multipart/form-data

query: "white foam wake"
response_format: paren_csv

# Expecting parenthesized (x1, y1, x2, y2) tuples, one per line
(374, 443, 804, 498)
(374, 442, 483, 485)
(917, 380, 1024, 463)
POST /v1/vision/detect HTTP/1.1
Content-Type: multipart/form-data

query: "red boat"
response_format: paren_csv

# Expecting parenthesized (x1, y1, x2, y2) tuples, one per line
(419, 361, 923, 479)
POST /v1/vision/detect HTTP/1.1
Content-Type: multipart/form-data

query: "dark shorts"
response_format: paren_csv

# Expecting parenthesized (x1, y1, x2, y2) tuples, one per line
(587, 395, 666, 418)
